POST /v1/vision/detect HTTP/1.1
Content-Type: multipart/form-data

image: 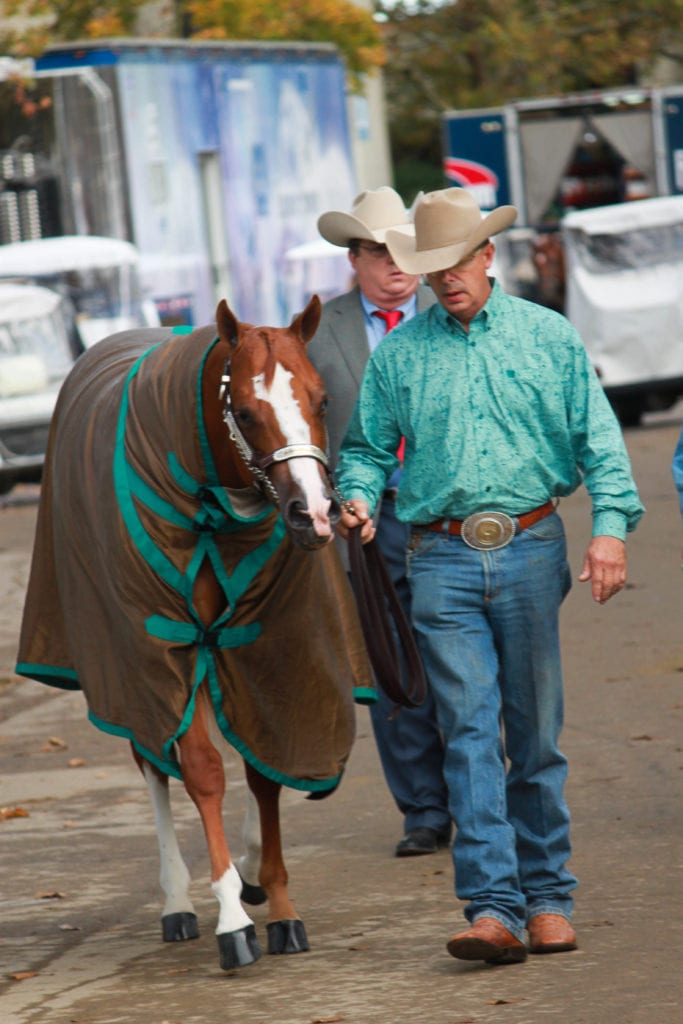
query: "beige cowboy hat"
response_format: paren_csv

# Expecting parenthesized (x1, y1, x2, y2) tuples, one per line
(385, 188, 517, 274)
(317, 186, 415, 247)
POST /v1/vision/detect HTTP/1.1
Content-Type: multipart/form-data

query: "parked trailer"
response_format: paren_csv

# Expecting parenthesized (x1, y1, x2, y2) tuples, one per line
(29, 39, 356, 326)
(442, 86, 683, 227)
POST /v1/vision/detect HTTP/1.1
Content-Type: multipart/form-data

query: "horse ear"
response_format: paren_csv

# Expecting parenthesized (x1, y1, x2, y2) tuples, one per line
(290, 294, 321, 344)
(216, 299, 240, 349)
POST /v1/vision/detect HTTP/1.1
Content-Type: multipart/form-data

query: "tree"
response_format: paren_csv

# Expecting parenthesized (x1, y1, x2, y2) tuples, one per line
(379, 0, 683, 198)
(0, 0, 384, 90)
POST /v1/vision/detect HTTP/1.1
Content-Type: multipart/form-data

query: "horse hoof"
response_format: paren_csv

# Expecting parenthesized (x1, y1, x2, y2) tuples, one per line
(266, 919, 309, 955)
(239, 875, 267, 906)
(217, 924, 263, 970)
(162, 912, 200, 942)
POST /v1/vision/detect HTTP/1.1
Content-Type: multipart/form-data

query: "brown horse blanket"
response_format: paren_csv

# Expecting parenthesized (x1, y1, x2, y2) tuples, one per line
(16, 325, 374, 791)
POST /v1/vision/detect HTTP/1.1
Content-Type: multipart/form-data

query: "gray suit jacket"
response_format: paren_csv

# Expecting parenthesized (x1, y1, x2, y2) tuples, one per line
(307, 283, 436, 470)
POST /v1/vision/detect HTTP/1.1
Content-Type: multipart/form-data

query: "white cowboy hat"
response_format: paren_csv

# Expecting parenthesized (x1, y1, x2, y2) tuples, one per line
(385, 188, 517, 274)
(317, 186, 415, 247)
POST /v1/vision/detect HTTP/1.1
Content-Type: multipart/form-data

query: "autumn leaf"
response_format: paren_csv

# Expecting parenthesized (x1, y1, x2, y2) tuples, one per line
(0, 806, 29, 820)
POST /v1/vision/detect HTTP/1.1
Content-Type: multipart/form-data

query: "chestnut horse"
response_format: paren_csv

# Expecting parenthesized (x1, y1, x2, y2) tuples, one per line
(16, 295, 372, 972)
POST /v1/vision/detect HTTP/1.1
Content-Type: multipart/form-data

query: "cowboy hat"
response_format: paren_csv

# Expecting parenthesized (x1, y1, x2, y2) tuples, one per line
(317, 186, 415, 247)
(385, 188, 517, 274)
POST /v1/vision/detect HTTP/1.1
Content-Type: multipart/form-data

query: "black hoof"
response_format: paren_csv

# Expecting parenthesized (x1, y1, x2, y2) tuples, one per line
(162, 912, 200, 942)
(217, 924, 263, 970)
(266, 918, 309, 955)
(239, 875, 267, 906)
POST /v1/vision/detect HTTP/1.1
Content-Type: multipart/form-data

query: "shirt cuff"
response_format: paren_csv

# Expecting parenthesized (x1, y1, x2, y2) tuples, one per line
(592, 510, 628, 541)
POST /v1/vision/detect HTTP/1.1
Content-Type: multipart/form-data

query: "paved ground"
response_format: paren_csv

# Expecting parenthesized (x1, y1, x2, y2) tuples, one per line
(0, 413, 682, 1024)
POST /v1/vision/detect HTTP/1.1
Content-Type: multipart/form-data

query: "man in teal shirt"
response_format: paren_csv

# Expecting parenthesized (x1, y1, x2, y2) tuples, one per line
(336, 188, 644, 966)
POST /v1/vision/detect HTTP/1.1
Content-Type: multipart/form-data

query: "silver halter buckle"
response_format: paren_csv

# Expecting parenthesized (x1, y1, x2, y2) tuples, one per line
(461, 510, 516, 550)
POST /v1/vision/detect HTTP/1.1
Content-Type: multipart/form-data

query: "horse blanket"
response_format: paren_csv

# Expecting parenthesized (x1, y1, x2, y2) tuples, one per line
(16, 326, 375, 791)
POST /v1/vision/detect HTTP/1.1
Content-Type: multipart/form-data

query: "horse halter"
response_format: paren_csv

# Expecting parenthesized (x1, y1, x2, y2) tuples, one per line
(219, 362, 331, 505)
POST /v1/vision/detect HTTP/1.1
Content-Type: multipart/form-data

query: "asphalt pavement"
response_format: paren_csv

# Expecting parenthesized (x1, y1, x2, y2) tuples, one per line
(0, 414, 682, 1024)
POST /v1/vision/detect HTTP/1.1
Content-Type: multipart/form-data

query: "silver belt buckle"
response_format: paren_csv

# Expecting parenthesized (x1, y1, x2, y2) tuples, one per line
(461, 510, 515, 550)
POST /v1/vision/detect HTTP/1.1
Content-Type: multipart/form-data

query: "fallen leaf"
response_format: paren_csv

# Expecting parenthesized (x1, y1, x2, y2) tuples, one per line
(9, 971, 39, 981)
(311, 1016, 346, 1023)
(35, 891, 65, 900)
(630, 734, 653, 741)
(42, 736, 67, 751)
(68, 758, 86, 768)
(0, 806, 29, 820)
(487, 998, 519, 1005)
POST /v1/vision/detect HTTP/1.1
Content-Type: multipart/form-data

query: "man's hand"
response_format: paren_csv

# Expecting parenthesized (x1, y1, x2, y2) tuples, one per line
(578, 536, 627, 604)
(337, 499, 376, 543)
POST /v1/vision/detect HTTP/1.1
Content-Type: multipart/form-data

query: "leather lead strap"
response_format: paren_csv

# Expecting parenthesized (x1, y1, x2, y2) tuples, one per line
(347, 527, 427, 710)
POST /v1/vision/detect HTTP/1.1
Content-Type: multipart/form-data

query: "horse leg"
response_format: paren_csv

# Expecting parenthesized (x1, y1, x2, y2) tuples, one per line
(237, 787, 267, 906)
(244, 761, 309, 955)
(133, 749, 199, 942)
(177, 685, 262, 970)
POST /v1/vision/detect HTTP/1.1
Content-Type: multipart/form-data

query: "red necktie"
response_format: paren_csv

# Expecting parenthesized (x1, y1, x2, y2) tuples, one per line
(373, 309, 403, 333)
(372, 309, 405, 462)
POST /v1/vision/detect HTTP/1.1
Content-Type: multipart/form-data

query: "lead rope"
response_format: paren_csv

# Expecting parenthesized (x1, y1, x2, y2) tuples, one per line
(346, 523, 427, 710)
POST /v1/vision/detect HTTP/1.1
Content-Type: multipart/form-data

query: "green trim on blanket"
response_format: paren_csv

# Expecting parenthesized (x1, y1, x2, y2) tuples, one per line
(204, 655, 341, 794)
(88, 710, 184, 780)
(353, 686, 378, 705)
(145, 614, 262, 648)
(113, 346, 189, 599)
(15, 662, 81, 690)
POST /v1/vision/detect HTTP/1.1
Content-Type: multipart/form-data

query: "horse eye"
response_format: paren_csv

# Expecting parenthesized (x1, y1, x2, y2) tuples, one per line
(235, 408, 253, 426)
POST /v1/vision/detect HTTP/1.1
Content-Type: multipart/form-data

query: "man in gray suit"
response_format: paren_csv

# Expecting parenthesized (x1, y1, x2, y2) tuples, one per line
(308, 187, 450, 857)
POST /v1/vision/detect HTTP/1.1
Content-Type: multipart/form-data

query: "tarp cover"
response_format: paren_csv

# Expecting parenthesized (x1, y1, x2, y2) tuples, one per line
(16, 325, 374, 790)
(562, 197, 683, 387)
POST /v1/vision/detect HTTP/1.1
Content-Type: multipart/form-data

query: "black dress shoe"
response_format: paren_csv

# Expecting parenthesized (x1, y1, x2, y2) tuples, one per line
(395, 827, 450, 857)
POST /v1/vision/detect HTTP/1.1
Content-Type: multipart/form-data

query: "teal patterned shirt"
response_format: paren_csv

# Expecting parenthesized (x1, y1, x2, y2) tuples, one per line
(336, 281, 644, 540)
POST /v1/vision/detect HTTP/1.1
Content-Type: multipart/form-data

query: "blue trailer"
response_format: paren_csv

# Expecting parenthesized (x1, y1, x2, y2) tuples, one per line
(32, 39, 356, 326)
(442, 86, 683, 227)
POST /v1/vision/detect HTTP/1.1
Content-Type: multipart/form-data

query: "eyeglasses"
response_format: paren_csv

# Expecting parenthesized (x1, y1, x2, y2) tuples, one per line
(356, 242, 393, 260)
(430, 244, 490, 276)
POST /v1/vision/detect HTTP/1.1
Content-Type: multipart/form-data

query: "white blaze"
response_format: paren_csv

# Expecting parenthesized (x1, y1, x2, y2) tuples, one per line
(252, 365, 331, 534)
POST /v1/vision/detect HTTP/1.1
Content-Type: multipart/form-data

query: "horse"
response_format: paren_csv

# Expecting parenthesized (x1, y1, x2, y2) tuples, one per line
(16, 295, 374, 972)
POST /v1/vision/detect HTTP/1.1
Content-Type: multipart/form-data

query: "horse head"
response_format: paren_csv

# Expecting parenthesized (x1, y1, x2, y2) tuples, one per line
(213, 296, 342, 550)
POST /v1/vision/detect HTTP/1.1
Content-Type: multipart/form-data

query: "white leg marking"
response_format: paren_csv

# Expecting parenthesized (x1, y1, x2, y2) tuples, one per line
(237, 787, 262, 887)
(212, 863, 254, 935)
(253, 366, 331, 535)
(142, 762, 195, 918)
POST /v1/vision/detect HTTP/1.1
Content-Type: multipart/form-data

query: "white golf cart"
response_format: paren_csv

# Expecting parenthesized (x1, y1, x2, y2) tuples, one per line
(0, 282, 75, 493)
(562, 196, 683, 425)
(0, 235, 160, 352)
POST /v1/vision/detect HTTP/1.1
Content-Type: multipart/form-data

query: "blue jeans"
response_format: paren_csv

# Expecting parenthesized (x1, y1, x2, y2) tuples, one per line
(370, 494, 450, 837)
(406, 511, 576, 938)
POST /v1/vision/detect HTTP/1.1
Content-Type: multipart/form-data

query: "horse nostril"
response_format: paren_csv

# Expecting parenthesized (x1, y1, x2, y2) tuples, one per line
(287, 500, 313, 528)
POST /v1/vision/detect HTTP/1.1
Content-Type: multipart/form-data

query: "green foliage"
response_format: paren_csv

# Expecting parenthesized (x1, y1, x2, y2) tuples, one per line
(186, 0, 383, 90)
(379, 0, 683, 193)
(0, 0, 147, 55)
(0, 0, 384, 90)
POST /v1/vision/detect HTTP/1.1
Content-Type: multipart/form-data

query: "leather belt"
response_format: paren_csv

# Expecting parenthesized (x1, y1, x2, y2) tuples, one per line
(415, 500, 555, 546)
